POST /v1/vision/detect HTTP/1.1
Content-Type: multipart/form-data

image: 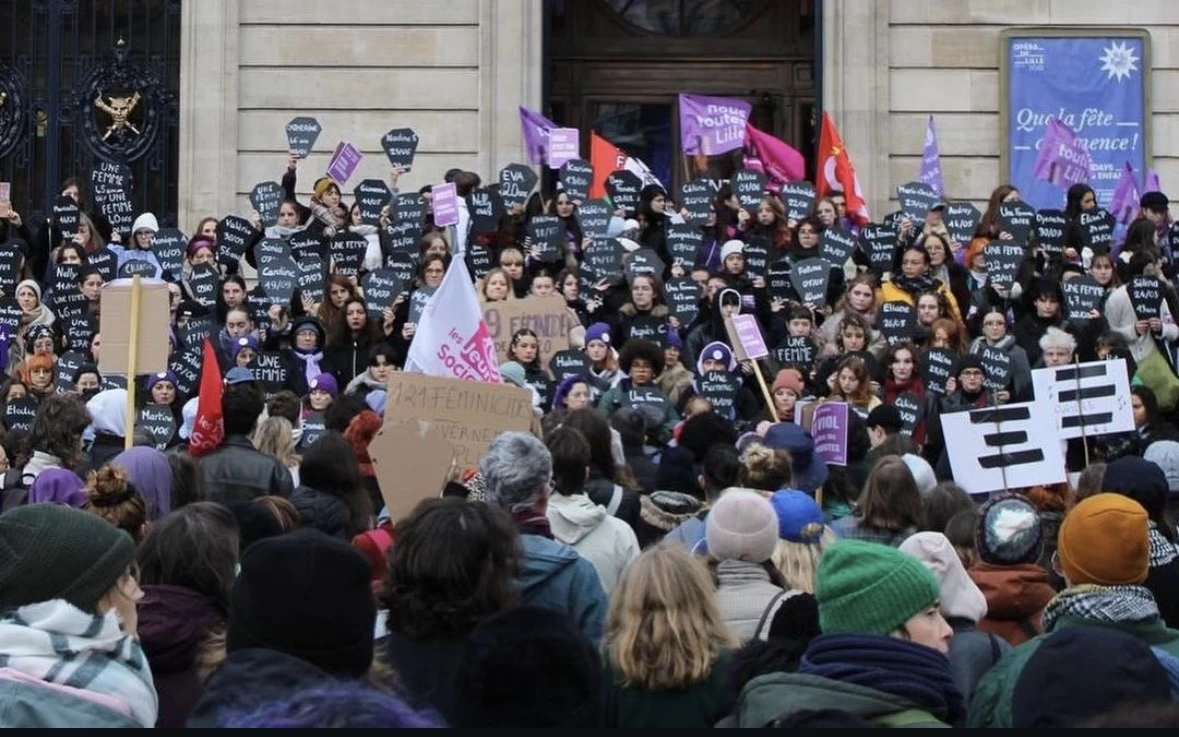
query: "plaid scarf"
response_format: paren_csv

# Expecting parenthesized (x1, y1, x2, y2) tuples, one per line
(1149, 522, 1179, 567)
(1042, 584, 1160, 633)
(0, 599, 158, 726)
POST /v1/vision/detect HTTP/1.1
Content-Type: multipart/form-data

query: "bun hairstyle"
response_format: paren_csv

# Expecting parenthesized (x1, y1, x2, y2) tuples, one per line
(740, 442, 793, 492)
(83, 464, 147, 541)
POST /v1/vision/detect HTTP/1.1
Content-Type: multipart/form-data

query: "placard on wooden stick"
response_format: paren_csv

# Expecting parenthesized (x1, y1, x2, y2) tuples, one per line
(369, 422, 455, 525)
(98, 279, 171, 376)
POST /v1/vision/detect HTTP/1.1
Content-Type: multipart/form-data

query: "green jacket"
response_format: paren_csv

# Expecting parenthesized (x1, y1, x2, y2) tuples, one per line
(597, 380, 678, 443)
(720, 672, 950, 728)
(603, 651, 733, 728)
(966, 614, 1179, 728)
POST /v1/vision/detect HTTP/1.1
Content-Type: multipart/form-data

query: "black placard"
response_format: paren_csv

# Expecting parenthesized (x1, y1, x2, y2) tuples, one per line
(465, 244, 493, 280)
(394, 192, 426, 225)
(679, 179, 712, 226)
(859, 223, 896, 273)
(49, 283, 88, 323)
(52, 197, 79, 238)
(188, 263, 218, 307)
(178, 316, 214, 351)
(0, 248, 21, 291)
(788, 257, 830, 307)
(102, 375, 129, 391)
(65, 313, 96, 354)
(99, 188, 135, 237)
(299, 412, 327, 451)
(766, 258, 793, 301)
(733, 169, 767, 211)
(1035, 209, 1067, 255)
(1062, 274, 1104, 320)
(329, 233, 367, 277)
(409, 286, 435, 324)
(91, 161, 132, 207)
(626, 385, 668, 413)
(4, 396, 37, 433)
(742, 236, 770, 277)
(878, 300, 917, 345)
(666, 223, 702, 266)
(576, 198, 612, 241)
(781, 181, 816, 222)
(550, 349, 590, 382)
(87, 247, 117, 283)
(386, 251, 415, 285)
(118, 258, 158, 279)
(247, 351, 289, 392)
(583, 238, 625, 279)
(362, 268, 406, 320)
(286, 232, 320, 262)
(627, 315, 668, 343)
(979, 346, 1012, 391)
(285, 116, 322, 158)
(152, 227, 187, 279)
(260, 255, 298, 305)
(605, 170, 643, 214)
(921, 347, 955, 396)
(248, 294, 274, 337)
(381, 217, 419, 257)
(664, 276, 700, 324)
(216, 215, 254, 268)
(137, 405, 176, 450)
(1079, 208, 1116, 251)
(168, 347, 201, 399)
(466, 188, 504, 235)
(771, 335, 816, 369)
(697, 371, 742, 415)
(527, 215, 563, 263)
(297, 256, 327, 303)
(354, 179, 391, 225)
(499, 164, 538, 209)
(381, 128, 419, 170)
(55, 350, 88, 393)
(895, 392, 922, 436)
(819, 226, 857, 269)
(256, 238, 292, 269)
(0, 298, 22, 335)
(896, 181, 940, 220)
(943, 202, 981, 246)
(249, 181, 284, 228)
(626, 249, 666, 280)
(986, 240, 1025, 287)
(997, 201, 1035, 243)
(1129, 275, 1163, 321)
(558, 159, 593, 202)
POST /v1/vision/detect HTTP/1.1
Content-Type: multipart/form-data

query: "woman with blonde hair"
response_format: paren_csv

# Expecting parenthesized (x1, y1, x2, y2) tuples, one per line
(740, 442, 792, 493)
(478, 267, 515, 303)
(604, 543, 736, 727)
(819, 274, 885, 358)
(253, 415, 301, 487)
(769, 490, 835, 594)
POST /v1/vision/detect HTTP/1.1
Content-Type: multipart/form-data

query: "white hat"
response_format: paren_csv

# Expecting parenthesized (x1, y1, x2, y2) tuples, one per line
(900, 532, 988, 623)
(720, 239, 745, 261)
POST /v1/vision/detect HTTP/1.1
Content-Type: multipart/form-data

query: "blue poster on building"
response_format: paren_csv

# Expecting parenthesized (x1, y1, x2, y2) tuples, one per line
(1005, 34, 1149, 211)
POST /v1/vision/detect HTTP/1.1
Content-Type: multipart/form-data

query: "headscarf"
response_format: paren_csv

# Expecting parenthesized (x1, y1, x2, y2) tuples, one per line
(26, 468, 88, 507)
(112, 446, 174, 520)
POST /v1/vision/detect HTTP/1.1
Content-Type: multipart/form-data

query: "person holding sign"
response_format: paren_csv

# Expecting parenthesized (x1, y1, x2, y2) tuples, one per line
(818, 276, 886, 360)
(823, 355, 881, 420)
(1105, 252, 1179, 409)
(636, 185, 670, 262)
(784, 217, 843, 309)
(324, 297, 385, 389)
(879, 245, 962, 325)
(598, 339, 678, 445)
(1012, 279, 1069, 368)
(737, 196, 792, 251)
(920, 233, 970, 319)
(967, 306, 1032, 400)
(108, 212, 163, 279)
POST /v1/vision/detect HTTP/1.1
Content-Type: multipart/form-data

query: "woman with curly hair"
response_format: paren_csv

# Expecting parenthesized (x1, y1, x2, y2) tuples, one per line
(82, 464, 148, 542)
(597, 339, 678, 444)
(15, 391, 90, 486)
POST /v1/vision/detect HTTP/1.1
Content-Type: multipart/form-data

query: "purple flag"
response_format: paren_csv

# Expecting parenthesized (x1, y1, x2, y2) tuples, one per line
(1145, 169, 1162, 194)
(1032, 117, 1092, 189)
(519, 106, 558, 166)
(811, 402, 848, 466)
(1108, 161, 1141, 224)
(920, 116, 944, 196)
(678, 94, 751, 156)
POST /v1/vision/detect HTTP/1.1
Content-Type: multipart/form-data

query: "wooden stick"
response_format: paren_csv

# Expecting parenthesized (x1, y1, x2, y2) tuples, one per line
(991, 388, 1008, 494)
(751, 360, 779, 423)
(124, 275, 142, 450)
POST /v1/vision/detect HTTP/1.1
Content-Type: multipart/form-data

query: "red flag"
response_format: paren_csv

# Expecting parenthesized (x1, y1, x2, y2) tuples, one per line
(816, 112, 869, 224)
(590, 132, 627, 198)
(743, 124, 806, 192)
(188, 338, 224, 458)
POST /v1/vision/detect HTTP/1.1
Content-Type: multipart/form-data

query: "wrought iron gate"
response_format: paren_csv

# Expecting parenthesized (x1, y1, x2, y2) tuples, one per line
(0, 0, 180, 228)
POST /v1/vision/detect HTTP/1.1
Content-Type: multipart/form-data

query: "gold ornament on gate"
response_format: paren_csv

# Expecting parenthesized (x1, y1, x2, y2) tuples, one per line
(0, 90, 7, 109)
(94, 90, 141, 140)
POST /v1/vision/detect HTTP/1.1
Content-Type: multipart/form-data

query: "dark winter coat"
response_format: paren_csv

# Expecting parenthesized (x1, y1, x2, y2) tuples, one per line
(138, 584, 226, 728)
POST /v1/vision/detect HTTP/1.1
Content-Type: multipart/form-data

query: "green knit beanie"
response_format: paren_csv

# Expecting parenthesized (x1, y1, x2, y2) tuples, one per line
(0, 504, 136, 613)
(816, 539, 941, 636)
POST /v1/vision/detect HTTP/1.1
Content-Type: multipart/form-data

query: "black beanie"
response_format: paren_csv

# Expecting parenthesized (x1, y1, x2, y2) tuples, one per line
(955, 353, 984, 376)
(228, 528, 376, 677)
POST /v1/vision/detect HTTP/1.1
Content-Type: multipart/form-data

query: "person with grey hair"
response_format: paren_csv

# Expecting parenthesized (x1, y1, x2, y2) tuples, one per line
(479, 432, 608, 644)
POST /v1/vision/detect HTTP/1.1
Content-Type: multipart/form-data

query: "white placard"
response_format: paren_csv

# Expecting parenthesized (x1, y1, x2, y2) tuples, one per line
(1031, 360, 1134, 440)
(943, 401, 1066, 495)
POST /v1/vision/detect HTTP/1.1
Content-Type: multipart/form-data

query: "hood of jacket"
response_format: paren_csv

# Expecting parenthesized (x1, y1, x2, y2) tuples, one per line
(733, 671, 934, 727)
(87, 388, 128, 437)
(547, 493, 607, 545)
(639, 491, 704, 533)
(137, 584, 226, 675)
(517, 533, 586, 597)
(969, 562, 1056, 621)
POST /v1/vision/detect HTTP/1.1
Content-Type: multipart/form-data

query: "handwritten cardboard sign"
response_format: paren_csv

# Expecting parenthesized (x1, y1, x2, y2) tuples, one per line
(499, 164, 538, 209)
(733, 169, 766, 212)
(1035, 208, 1066, 255)
(362, 267, 407, 320)
(781, 181, 816, 221)
(354, 179, 391, 225)
(997, 201, 1035, 243)
(679, 179, 712, 226)
(605, 170, 643, 213)
(859, 223, 896, 273)
(943, 202, 981, 246)
(1129, 275, 1163, 321)
(558, 158, 592, 201)
(216, 215, 254, 268)
(878, 300, 916, 345)
(482, 296, 575, 369)
(788, 257, 830, 307)
(819, 226, 857, 269)
(1062, 274, 1104, 320)
(896, 180, 940, 221)
(576, 198, 612, 240)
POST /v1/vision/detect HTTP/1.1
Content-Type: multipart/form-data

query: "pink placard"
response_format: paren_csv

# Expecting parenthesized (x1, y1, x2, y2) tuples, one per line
(547, 128, 580, 168)
(326, 141, 364, 184)
(431, 183, 459, 227)
(732, 313, 768, 359)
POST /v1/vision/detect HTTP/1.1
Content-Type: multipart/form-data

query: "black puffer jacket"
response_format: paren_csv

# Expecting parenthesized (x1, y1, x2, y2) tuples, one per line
(290, 484, 352, 539)
(199, 435, 294, 504)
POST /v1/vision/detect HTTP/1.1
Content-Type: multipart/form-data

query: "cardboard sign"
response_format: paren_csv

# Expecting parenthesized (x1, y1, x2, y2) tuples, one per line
(465, 244, 493, 280)
(168, 347, 201, 399)
(298, 411, 327, 451)
(1035, 208, 1067, 256)
(932, 202, 975, 247)
(576, 198, 612, 240)
(247, 351, 289, 392)
(547, 128, 580, 168)
(1062, 275, 1104, 320)
(381, 128, 419, 171)
(381, 217, 419, 257)
(187, 263, 218, 307)
(178, 316, 214, 351)
(482, 296, 575, 368)
(98, 280, 171, 375)
(526, 215, 563, 263)
(558, 159, 593, 201)
(605, 170, 643, 213)
(1128, 275, 1163, 321)
(1031, 360, 1134, 440)
(52, 197, 79, 238)
(781, 181, 816, 221)
(697, 371, 741, 416)
(986, 240, 1025, 287)
(766, 258, 794, 301)
(550, 349, 590, 382)
(979, 345, 1012, 391)
(4, 396, 37, 433)
(499, 164, 538, 209)
(249, 181, 284, 228)
(812, 401, 849, 465)
(326, 140, 363, 184)
(285, 116, 322, 158)
(625, 249, 665, 280)
(408, 286, 436, 324)
(394, 192, 427, 225)
(354, 179, 391, 225)
(102, 375, 129, 391)
(151, 227, 187, 280)
(47, 264, 83, 319)
(679, 179, 712, 226)
(627, 315, 668, 343)
(727, 313, 769, 360)
(666, 222, 702, 266)
(256, 238, 292, 269)
(583, 238, 625, 279)
(330, 233, 367, 277)
(788, 258, 830, 307)
(943, 402, 1066, 495)
(216, 215, 253, 268)
(878, 300, 917, 345)
(1080, 208, 1115, 251)
(118, 258, 160, 280)
(742, 236, 770, 277)
(921, 347, 955, 396)
(733, 169, 766, 211)
(362, 267, 406, 320)
(297, 256, 327, 304)
(895, 392, 923, 436)
(859, 223, 896, 273)
(664, 276, 701, 324)
(260, 255, 298, 305)
(466, 187, 503, 235)
(819, 226, 857, 269)
(896, 180, 940, 220)
(54, 350, 87, 393)
(0, 297, 21, 335)
(997, 201, 1035, 243)
(380, 372, 534, 470)
(771, 335, 816, 369)
(99, 188, 135, 236)
(369, 421, 455, 523)
(86, 247, 116, 283)
(137, 405, 176, 450)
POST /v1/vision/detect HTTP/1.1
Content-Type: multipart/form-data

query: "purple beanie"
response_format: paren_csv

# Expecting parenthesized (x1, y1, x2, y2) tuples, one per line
(309, 373, 339, 397)
(585, 323, 611, 346)
(146, 370, 178, 393)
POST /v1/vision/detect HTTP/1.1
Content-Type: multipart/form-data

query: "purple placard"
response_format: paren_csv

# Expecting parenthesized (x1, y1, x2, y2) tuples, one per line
(326, 141, 364, 184)
(431, 182, 459, 227)
(678, 93, 751, 156)
(547, 128, 580, 168)
(812, 402, 849, 466)
(732, 314, 768, 359)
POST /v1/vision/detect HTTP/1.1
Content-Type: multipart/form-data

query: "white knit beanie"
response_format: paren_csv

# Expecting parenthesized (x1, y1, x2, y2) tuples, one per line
(899, 531, 988, 623)
(706, 489, 779, 563)
(720, 239, 745, 261)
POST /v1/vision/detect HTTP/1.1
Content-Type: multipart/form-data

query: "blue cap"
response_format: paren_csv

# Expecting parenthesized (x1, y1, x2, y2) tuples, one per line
(769, 490, 825, 543)
(224, 367, 255, 385)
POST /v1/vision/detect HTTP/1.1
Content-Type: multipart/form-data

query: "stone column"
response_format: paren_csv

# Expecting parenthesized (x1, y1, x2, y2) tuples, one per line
(479, 0, 544, 179)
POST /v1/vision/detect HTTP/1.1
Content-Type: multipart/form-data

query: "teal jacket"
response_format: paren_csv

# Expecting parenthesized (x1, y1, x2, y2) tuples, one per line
(598, 380, 678, 443)
(0, 677, 140, 728)
(517, 533, 608, 645)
